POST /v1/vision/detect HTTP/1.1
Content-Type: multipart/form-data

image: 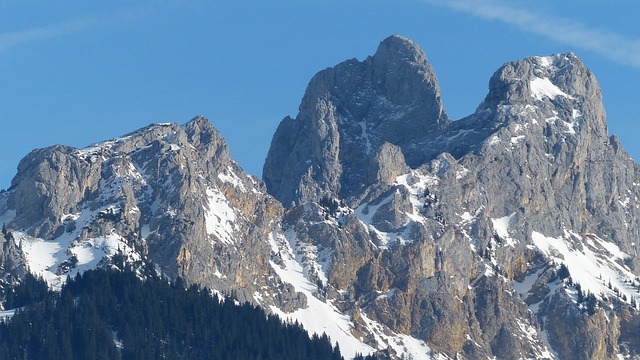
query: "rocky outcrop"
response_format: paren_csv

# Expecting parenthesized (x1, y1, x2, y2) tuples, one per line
(263, 35, 448, 206)
(543, 290, 621, 360)
(0, 231, 26, 307)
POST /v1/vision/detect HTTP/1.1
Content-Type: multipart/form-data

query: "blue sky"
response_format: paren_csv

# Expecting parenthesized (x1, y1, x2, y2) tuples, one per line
(1, 1, 640, 189)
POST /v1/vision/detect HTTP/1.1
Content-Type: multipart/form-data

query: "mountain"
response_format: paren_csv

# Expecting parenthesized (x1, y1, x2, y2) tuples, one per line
(0, 118, 311, 310)
(0, 118, 374, 357)
(2, 35, 640, 359)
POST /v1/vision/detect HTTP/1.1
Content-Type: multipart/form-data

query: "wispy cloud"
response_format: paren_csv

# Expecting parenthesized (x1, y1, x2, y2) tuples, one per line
(423, 0, 640, 68)
(0, 17, 95, 52)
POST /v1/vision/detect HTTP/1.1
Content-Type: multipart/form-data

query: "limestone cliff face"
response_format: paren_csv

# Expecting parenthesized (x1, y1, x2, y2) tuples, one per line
(263, 37, 640, 359)
(0, 117, 304, 310)
(263, 35, 448, 206)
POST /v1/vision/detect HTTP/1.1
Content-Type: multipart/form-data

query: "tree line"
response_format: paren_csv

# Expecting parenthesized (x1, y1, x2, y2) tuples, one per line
(0, 268, 376, 360)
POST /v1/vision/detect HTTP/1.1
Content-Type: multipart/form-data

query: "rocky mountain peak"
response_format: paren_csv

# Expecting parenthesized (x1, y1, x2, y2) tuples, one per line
(373, 34, 421, 60)
(470, 52, 611, 184)
(264, 35, 449, 206)
(0, 115, 298, 310)
(184, 115, 225, 148)
(260, 38, 640, 358)
(481, 53, 606, 133)
(369, 35, 446, 112)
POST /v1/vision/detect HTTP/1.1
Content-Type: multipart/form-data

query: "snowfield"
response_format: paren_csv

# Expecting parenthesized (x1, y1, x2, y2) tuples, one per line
(532, 230, 637, 304)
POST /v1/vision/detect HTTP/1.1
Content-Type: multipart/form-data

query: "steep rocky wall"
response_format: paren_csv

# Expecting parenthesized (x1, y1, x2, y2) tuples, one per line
(264, 36, 640, 358)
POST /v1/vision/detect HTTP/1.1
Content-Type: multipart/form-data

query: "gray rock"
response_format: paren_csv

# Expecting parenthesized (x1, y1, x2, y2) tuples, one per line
(263, 36, 640, 358)
(368, 142, 410, 185)
(263, 35, 448, 206)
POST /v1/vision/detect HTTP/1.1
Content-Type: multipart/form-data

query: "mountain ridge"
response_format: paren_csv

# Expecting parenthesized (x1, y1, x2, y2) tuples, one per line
(2, 35, 640, 359)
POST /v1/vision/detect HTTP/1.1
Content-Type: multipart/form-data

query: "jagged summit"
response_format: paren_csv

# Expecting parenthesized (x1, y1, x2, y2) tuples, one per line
(261, 38, 640, 357)
(298, 34, 447, 123)
(374, 34, 420, 59)
(2, 116, 287, 297)
(264, 35, 449, 206)
(369, 35, 447, 114)
(71, 116, 224, 158)
(483, 52, 603, 115)
(8, 116, 240, 239)
(264, 39, 614, 209)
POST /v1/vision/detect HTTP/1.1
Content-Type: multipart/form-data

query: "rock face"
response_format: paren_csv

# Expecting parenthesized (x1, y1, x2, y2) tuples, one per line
(0, 117, 304, 311)
(262, 36, 640, 359)
(263, 35, 448, 206)
(3, 35, 640, 359)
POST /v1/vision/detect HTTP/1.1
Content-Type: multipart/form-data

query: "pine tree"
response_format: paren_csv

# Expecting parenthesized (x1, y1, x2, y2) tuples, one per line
(576, 283, 584, 303)
(557, 263, 570, 280)
(585, 293, 598, 316)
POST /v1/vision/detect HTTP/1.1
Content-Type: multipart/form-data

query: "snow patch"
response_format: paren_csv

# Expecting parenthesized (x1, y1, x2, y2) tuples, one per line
(17, 225, 141, 291)
(212, 268, 226, 279)
(510, 135, 526, 145)
(358, 121, 372, 154)
(76, 135, 133, 158)
(359, 311, 437, 359)
(530, 77, 571, 101)
(396, 170, 439, 216)
(513, 267, 546, 299)
(491, 213, 517, 247)
(618, 196, 631, 209)
(455, 166, 469, 180)
(60, 212, 81, 223)
(459, 212, 474, 223)
(561, 120, 579, 135)
(354, 193, 394, 227)
(17, 233, 61, 285)
(0, 309, 17, 321)
(353, 171, 441, 249)
(204, 188, 238, 245)
(572, 109, 583, 119)
(217, 166, 255, 193)
(536, 56, 552, 68)
(71, 235, 138, 269)
(532, 231, 637, 304)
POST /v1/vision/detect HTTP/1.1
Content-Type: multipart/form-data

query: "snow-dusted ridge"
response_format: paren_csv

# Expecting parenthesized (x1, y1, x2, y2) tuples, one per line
(3, 36, 640, 359)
